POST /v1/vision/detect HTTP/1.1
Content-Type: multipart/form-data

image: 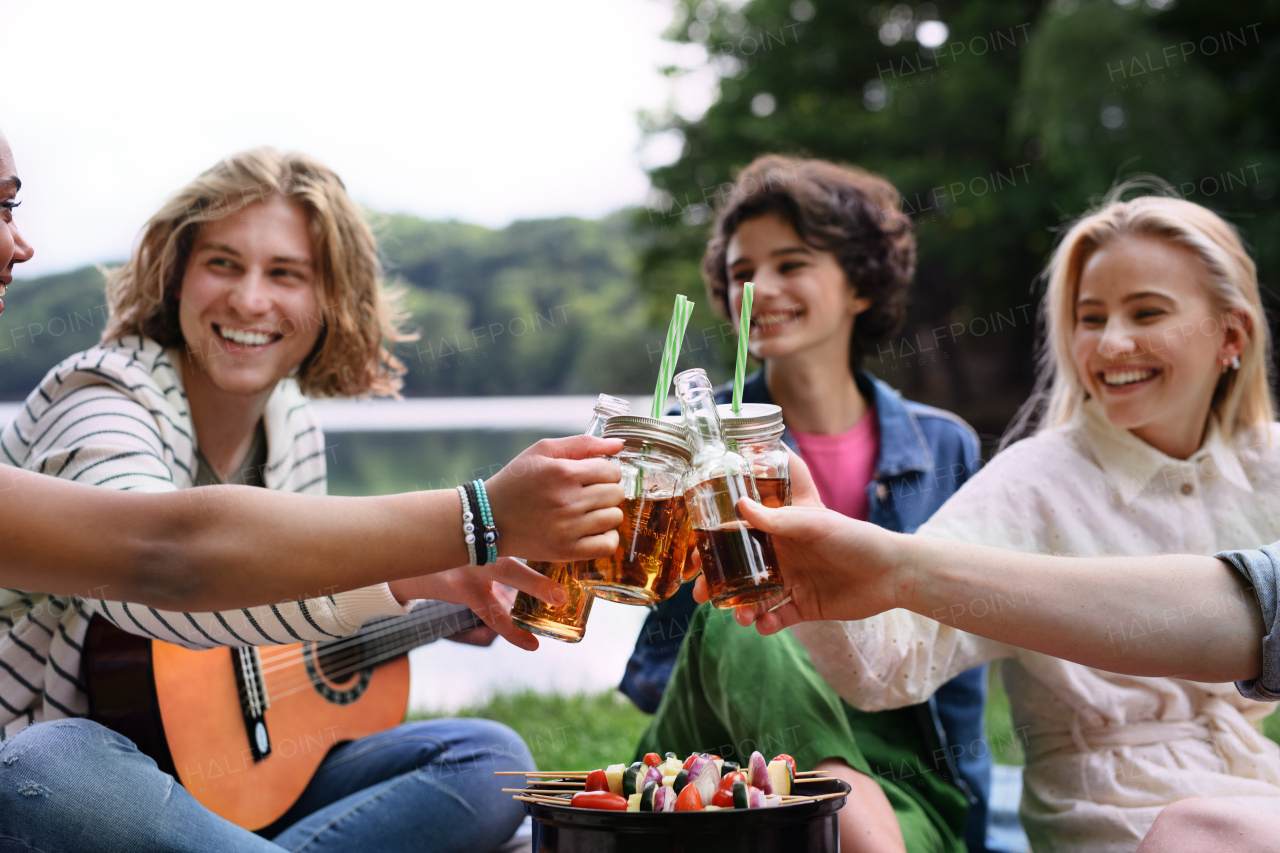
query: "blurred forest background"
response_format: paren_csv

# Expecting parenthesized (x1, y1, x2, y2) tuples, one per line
(7, 0, 1278, 444)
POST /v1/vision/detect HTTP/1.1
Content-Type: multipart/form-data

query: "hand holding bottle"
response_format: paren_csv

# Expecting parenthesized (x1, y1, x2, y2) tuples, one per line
(688, 449, 821, 594)
(691, 449, 887, 632)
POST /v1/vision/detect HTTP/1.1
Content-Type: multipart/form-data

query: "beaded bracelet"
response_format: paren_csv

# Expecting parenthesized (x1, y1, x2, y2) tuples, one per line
(456, 485, 477, 566)
(462, 481, 486, 565)
(472, 478, 499, 564)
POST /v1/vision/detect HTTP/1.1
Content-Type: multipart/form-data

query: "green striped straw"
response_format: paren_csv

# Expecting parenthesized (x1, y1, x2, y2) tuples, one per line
(651, 295, 696, 418)
(732, 281, 754, 414)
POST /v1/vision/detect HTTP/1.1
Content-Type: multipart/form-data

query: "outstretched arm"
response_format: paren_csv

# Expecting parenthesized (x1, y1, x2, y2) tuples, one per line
(0, 435, 624, 619)
(722, 497, 1264, 684)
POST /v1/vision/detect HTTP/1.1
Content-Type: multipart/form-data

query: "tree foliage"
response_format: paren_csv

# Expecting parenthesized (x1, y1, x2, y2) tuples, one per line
(1, 212, 658, 400)
(638, 0, 1280, 437)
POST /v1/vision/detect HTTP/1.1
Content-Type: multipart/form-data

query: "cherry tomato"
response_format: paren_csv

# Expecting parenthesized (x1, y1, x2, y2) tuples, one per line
(706, 754, 722, 761)
(584, 769, 609, 792)
(711, 787, 736, 808)
(643, 753, 662, 767)
(682, 753, 701, 770)
(674, 783, 704, 812)
(718, 771, 746, 792)
(772, 754, 797, 776)
(571, 791, 628, 811)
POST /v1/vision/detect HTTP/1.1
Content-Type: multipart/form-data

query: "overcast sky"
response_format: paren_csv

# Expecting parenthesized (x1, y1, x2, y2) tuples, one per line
(2, 0, 710, 276)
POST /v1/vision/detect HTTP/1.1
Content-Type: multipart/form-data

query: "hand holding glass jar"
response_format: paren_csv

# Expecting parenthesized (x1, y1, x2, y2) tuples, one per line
(675, 369, 785, 608)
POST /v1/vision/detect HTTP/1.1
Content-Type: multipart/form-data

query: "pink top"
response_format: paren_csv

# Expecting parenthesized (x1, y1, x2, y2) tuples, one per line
(790, 408, 880, 521)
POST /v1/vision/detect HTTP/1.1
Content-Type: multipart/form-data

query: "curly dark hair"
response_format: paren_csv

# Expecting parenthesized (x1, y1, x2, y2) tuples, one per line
(702, 155, 916, 370)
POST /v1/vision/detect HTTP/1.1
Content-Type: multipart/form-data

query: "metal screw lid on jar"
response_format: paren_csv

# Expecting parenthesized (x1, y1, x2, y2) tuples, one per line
(602, 415, 693, 462)
(716, 403, 784, 443)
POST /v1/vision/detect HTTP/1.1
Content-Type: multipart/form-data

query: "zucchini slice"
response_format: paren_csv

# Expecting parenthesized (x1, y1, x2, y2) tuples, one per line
(622, 761, 645, 798)
(640, 780, 658, 812)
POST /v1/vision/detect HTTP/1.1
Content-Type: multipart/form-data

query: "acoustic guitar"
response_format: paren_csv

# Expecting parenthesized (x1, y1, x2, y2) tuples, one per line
(82, 600, 480, 830)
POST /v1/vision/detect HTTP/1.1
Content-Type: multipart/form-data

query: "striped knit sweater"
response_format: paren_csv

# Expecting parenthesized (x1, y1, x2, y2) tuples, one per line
(0, 337, 408, 738)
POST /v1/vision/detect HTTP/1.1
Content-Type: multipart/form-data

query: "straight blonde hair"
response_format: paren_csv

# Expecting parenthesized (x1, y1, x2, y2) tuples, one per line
(1006, 180, 1272, 447)
(104, 147, 411, 398)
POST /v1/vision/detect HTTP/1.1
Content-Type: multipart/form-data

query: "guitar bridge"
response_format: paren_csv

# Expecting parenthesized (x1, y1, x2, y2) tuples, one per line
(232, 646, 272, 761)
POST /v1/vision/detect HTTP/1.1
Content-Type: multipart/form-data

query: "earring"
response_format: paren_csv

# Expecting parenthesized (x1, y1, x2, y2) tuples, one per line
(1232, 355, 1241, 370)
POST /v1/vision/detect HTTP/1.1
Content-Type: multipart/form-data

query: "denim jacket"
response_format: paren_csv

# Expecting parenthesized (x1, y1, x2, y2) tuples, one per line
(621, 369, 1000, 853)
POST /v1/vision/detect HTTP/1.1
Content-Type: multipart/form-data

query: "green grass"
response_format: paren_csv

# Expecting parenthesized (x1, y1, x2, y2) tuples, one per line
(411, 668, 1280, 773)
(985, 661, 1025, 766)
(409, 690, 653, 771)
(1263, 708, 1280, 745)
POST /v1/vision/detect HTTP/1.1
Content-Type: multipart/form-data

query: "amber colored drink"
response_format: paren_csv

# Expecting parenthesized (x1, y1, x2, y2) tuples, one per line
(695, 523, 783, 608)
(754, 476, 791, 509)
(578, 496, 691, 605)
(510, 561, 594, 643)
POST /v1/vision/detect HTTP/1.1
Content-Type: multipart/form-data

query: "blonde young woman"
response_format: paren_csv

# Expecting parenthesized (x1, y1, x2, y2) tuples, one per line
(737, 187, 1280, 852)
(0, 147, 625, 853)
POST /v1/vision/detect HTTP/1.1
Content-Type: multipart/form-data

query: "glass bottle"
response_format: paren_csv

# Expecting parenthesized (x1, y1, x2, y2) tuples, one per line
(575, 416, 692, 605)
(509, 393, 630, 642)
(674, 368, 784, 608)
(719, 403, 791, 508)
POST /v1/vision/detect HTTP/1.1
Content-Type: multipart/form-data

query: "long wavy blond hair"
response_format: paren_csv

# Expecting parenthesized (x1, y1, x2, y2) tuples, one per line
(104, 147, 410, 398)
(1006, 180, 1272, 447)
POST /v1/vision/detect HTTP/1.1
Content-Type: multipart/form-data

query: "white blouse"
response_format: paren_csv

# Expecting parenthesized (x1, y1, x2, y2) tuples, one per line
(792, 400, 1280, 853)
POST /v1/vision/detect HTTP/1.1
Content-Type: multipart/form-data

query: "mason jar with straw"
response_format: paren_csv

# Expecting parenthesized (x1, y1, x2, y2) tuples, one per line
(573, 295, 698, 606)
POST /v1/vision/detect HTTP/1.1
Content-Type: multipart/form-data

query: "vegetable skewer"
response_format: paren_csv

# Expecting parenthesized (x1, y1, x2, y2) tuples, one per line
(500, 750, 838, 812)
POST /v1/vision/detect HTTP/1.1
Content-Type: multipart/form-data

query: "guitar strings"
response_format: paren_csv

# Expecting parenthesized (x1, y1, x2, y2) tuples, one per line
(252, 607, 474, 671)
(251, 604, 471, 668)
(236, 624, 430, 704)
(231, 609, 482, 702)
(254, 617, 451, 683)
(256, 626, 456, 704)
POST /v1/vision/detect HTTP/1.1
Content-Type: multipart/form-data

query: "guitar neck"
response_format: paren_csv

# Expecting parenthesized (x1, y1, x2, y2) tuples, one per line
(341, 601, 482, 669)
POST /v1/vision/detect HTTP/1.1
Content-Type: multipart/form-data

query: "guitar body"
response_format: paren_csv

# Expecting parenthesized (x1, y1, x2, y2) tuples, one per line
(84, 602, 475, 830)
(153, 642, 409, 830)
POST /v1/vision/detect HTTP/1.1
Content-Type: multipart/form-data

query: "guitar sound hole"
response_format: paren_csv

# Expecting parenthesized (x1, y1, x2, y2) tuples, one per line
(303, 642, 374, 705)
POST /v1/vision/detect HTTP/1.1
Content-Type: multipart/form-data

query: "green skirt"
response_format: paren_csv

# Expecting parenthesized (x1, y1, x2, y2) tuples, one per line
(634, 605, 967, 853)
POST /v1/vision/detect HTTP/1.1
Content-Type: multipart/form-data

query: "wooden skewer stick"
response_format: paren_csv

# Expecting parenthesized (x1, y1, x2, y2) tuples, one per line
(525, 782, 586, 788)
(791, 777, 833, 783)
(503, 788, 570, 797)
(495, 771, 589, 776)
(512, 795, 570, 806)
(793, 770, 831, 777)
(780, 791, 848, 804)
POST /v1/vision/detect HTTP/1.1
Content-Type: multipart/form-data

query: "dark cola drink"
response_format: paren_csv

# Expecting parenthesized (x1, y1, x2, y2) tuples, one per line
(686, 476, 783, 608)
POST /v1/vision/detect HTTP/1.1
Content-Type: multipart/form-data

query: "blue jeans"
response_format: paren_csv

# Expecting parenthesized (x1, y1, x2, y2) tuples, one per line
(0, 717, 532, 853)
